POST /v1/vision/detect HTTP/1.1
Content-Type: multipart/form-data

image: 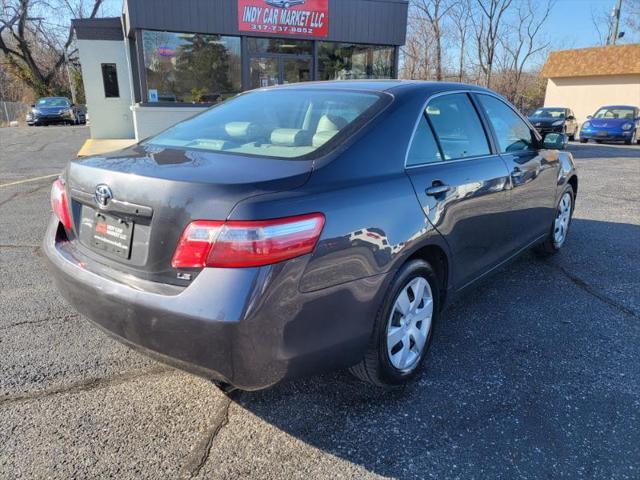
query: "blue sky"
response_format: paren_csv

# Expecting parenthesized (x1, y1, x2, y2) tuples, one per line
(546, 0, 638, 49)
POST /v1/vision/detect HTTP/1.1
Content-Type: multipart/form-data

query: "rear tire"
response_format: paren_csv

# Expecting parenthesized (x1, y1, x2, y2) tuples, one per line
(534, 184, 574, 255)
(349, 259, 440, 387)
(579, 137, 588, 143)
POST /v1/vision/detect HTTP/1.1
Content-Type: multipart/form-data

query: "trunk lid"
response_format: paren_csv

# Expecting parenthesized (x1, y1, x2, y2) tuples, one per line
(65, 144, 313, 285)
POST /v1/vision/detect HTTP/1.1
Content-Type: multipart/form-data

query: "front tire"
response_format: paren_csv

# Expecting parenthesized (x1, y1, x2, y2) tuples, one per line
(535, 184, 574, 255)
(350, 259, 439, 387)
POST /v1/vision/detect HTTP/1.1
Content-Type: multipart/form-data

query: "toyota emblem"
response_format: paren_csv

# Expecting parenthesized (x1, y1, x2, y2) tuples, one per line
(95, 184, 113, 209)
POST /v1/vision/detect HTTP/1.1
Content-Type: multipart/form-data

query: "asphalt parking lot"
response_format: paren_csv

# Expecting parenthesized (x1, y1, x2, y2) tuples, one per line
(1, 125, 639, 479)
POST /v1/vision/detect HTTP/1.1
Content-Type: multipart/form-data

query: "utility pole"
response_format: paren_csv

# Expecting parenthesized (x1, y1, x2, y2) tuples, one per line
(64, 50, 77, 104)
(609, 0, 623, 45)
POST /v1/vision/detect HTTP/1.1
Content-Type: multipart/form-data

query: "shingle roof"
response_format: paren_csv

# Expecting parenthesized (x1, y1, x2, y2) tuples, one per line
(541, 43, 640, 78)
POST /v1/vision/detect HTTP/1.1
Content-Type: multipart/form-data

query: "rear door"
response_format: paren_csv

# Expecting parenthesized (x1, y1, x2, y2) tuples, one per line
(405, 92, 513, 289)
(474, 93, 559, 251)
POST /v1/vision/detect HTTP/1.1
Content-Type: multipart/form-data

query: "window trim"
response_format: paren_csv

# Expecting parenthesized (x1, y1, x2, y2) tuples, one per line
(101, 63, 120, 98)
(404, 90, 497, 169)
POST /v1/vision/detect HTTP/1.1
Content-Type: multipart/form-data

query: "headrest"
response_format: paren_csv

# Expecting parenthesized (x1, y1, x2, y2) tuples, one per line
(270, 128, 312, 147)
(225, 122, 262, 141)
(316, 115, 348, 133)
(313, 130, 339, 148)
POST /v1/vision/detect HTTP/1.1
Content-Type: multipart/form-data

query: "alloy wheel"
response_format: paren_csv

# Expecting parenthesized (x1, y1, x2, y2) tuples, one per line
(386, 276, 433, 372)
(553, 192, 572, 247)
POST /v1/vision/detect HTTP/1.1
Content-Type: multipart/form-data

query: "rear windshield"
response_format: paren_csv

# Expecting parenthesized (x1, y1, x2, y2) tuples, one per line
(146, 89, 385, 159)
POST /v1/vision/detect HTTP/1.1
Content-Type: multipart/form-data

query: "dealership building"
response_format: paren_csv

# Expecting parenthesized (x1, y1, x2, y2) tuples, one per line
(72, 0, 408, 149)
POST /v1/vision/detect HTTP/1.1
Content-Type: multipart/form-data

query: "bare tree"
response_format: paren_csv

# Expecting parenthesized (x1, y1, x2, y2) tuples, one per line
(401, 12, 437, 79)
(472, 0, 513, 88)
(413, 0, 456, 81)
(500, 0, 554, 104)
(448, 0, 472, 82)
(0, 0, 106, 96)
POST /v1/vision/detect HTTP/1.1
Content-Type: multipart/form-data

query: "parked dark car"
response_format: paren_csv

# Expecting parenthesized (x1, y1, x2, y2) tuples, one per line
(579, 105, 640, 145)
(44, 81, 578, 391)
(528, 107, 578, 141)
(26, 97, 86, 126)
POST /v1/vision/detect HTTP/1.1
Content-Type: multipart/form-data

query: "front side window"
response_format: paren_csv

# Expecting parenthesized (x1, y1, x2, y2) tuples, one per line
(147, 89, 385, 159)
(477, 94, 535, 153)
(425, 94, 490, 160)
(318, 42, 395, 81)
(101, 63, 120, 98)
(143, 30, 241, 104)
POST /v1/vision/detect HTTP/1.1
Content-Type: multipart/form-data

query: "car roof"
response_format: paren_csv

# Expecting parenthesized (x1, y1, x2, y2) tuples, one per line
(599, 105, 637, 109)
(266, 79, 494, 96)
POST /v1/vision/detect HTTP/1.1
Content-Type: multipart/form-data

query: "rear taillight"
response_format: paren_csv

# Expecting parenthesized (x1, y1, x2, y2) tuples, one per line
(51, 178, 72, 230)
(172, 213, 325, 269)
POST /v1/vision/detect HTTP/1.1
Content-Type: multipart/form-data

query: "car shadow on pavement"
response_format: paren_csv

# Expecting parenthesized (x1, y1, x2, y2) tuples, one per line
(233, 218, 640, 478)
(567, 142, 640, 159)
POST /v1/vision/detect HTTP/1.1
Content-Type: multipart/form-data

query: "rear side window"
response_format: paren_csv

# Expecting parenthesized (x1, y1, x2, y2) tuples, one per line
(476, 94, 535, 153)
(406, 115, 441, 166)
(147, 89, 385, 159)
(101, 63, 120, 98)
(426, 93, 490, 160)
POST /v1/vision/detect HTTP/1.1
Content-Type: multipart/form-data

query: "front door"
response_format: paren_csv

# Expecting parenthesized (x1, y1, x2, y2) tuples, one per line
(249, 55, 312, 89)
(405, 93, 513, 290)
(473, 93, 559, 250)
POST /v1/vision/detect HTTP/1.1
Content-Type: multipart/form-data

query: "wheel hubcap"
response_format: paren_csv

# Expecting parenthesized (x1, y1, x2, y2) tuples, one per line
(386, 277, 433, 371)
(553, 192, 572, 247)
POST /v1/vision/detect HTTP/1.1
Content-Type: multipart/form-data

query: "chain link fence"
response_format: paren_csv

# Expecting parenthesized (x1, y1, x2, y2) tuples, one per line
(0, 101, 30, 126)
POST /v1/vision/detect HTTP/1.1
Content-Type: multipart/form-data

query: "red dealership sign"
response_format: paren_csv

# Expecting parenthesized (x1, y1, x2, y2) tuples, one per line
(238, 0, 329, 38)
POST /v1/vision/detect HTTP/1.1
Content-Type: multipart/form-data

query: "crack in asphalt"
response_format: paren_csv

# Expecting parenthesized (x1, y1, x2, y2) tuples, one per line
(0, 313, 79, 332)
(180, 395, 234, 479)
(0, 244, 40, 249)
(0, 183, 49, 207)
(0, 366, 172, 407)
(553, 264, 638, 319)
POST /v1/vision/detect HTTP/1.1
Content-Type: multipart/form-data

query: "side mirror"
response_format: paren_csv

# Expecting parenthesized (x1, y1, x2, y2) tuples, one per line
(543, 133, 567, 150)
(566, 115, 575, 121)
(587, 115, 593, 119)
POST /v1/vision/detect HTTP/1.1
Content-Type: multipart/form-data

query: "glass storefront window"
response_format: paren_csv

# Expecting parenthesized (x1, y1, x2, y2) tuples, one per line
(142, 30, 241, 104)
(246, 37, 313, 55)
(318, 42, 395, 81)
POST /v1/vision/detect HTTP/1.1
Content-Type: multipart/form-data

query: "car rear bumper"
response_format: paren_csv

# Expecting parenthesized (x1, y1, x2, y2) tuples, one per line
(43, 216, 385, 390)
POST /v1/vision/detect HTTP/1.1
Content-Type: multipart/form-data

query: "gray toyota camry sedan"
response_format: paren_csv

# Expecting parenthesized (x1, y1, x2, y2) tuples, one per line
(44, 81, 578, 391)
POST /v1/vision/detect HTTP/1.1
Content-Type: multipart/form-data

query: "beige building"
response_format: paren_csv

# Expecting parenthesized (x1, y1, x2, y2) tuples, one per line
(541, 44, 640, 125)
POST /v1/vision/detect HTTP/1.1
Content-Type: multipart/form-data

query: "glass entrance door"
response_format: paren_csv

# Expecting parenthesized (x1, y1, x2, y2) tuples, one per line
(250, 57, 279, 89)
(249, 56, 312, 89)
(283, 58, 311, 84)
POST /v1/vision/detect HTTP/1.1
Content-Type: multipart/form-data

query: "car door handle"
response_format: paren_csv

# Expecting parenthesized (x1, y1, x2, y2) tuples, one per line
(425, 184, 451, 197)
